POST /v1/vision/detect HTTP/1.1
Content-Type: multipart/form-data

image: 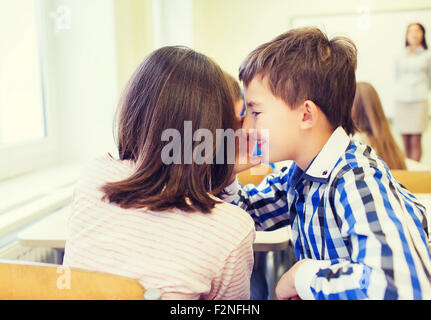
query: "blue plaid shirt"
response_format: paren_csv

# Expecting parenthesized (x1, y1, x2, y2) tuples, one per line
(223, 127, 431, 299)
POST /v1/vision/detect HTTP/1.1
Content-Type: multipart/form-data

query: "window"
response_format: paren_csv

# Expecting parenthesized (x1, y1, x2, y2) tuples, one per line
(0, 0, 55, 180)
(0, 0, 46, 145)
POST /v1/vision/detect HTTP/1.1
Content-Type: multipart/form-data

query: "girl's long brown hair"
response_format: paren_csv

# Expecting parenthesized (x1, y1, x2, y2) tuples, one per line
(101, 46, 238, 213)
(352, 82, 407, 170)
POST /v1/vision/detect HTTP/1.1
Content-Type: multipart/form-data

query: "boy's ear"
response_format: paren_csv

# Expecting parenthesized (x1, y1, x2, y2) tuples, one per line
(298, 100, 319, 130)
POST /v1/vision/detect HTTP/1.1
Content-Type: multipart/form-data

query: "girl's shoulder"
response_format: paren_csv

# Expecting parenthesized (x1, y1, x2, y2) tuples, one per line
(75, 154, 135, 193)
(210, 200, 256, 235)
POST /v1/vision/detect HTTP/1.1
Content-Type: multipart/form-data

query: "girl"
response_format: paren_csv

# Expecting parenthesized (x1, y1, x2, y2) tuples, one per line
(224, 72, 246, 120)
(352, 82, 407, 170)
(63, 46, 255, 300)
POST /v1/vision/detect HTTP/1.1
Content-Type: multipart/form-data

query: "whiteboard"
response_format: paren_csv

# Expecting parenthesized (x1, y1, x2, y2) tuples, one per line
(291, 8, 431, 118)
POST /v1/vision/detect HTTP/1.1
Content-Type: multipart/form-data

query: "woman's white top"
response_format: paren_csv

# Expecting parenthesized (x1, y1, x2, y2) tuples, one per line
(394, 46, 431, 103)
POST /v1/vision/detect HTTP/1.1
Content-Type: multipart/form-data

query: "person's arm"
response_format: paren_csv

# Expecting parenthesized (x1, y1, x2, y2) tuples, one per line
(289, 166, 430, 300)
(427, 52, 431, 90)
(220, 165, 294, 231)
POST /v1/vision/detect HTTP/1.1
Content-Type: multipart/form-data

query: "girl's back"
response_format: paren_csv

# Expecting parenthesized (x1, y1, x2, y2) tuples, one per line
(64, 156, 254, 299)
(63, 46, 256, 300)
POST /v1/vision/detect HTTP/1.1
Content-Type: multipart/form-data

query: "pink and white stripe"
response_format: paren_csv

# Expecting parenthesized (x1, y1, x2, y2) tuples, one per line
(63, 156, 255, 300)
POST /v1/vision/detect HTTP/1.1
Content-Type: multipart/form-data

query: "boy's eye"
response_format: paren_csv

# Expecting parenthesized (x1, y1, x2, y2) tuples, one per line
(252, 111, 261, 117)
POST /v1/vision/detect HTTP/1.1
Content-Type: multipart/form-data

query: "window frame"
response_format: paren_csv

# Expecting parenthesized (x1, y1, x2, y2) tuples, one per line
(0, 0, 58, 181)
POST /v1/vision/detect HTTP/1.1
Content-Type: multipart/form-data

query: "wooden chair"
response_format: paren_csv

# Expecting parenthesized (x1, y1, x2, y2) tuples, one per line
(0, 259, 149, 300)
(391, 170, 431, 194)
(237, 164, 273, 186)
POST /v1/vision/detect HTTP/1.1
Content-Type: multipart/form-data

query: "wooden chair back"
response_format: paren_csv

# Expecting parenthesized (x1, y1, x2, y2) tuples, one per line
(0, 259, 147, 300)
(237, 164, 273, 186)
(391, 170, 431, 194)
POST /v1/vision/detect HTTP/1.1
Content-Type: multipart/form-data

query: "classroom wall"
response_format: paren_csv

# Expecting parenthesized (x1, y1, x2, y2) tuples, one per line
(192, 0, 431, 169)
(40, 0, 119, 164)
(193, 0, 431, 78)
(113, 0, 194, 92)
(38, 0, 193, 166)
(36, 0, 431, 167)
(153, 0, 194, 49)
(114, 0, 154, 91)
(111, 0, 431, 99)
(111, 0, 431, 89)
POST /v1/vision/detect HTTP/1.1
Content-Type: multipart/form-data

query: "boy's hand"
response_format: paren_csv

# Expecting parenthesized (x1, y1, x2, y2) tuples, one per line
(225, 128, 262, 185)
(234, 117, 263, 168)
(226, 116, 267, 185)
(275, 259, 310, 300)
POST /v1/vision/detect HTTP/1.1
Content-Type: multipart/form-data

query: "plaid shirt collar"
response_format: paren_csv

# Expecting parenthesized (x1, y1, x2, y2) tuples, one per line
(289, 126, 351, 188)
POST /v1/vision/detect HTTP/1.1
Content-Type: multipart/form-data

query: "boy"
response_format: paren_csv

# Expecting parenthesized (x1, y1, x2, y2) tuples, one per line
(222, 27, 431, 299)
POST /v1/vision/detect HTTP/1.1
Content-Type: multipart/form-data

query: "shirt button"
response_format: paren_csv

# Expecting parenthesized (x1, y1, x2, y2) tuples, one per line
(322, 170, 328, 175)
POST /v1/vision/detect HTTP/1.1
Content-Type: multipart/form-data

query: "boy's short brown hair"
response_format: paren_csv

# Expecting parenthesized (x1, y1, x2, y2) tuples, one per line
(239, 27, 358, 135)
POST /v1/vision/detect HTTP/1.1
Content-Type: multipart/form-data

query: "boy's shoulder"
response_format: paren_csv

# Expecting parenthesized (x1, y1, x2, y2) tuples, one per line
(330, 140, 390, 184)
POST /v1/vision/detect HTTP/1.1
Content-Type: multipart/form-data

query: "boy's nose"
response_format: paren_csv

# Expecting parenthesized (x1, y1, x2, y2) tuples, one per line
(242, 114, 253, 131)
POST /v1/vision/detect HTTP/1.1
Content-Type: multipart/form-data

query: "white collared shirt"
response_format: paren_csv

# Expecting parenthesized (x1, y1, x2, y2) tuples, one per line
(302, 126, 351, 182)
(394, 46, 431, 102)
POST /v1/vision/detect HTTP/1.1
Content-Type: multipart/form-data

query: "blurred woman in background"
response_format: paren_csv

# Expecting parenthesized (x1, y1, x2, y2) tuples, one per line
(394, 23, 431, 162)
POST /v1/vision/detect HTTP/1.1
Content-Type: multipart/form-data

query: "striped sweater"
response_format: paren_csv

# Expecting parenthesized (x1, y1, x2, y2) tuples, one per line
(63, 156, 255, 300)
